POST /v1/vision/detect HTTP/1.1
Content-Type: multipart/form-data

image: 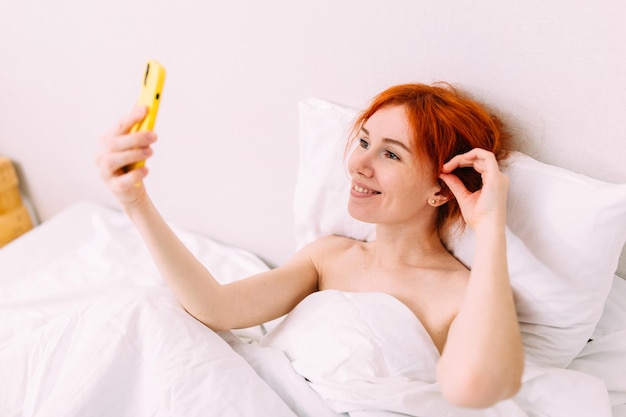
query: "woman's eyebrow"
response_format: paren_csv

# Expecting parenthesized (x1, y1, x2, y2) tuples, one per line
(361, 126, 411, 153)
(383, 138, 411, 153)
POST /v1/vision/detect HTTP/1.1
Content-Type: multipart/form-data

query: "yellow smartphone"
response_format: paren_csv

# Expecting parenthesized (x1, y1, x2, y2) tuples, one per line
(126, 59, 166, 171)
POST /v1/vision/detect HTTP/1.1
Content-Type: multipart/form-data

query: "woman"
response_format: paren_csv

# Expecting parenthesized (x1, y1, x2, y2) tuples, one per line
(96, 83, 524, 409)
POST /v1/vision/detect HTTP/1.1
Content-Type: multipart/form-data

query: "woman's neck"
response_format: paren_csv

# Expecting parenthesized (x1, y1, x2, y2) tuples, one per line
(371, 223, 450, 269)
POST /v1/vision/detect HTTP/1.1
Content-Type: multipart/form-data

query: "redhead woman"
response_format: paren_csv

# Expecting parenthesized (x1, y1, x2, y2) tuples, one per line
(96, 83, 524, 410)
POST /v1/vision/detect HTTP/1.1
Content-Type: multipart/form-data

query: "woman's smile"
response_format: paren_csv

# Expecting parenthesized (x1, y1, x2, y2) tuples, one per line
(351, 181, 381, 197)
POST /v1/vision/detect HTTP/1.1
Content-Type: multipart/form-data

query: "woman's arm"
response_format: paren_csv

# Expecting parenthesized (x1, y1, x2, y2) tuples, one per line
(437, 149, 524, 408)
(125, 195, 319, 330)
(95, 107, 319, 330)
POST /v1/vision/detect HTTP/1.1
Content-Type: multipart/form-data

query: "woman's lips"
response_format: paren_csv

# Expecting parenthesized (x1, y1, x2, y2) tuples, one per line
(351, 182, 381, 196)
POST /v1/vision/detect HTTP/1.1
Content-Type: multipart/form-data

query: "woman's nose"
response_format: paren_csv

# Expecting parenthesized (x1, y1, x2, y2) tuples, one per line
(348, 149, 374, 178)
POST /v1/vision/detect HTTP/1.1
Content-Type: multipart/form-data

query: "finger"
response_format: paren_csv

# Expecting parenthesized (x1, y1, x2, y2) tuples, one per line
(108, 167, 149, 193)
(109, 105, 148, 136)
(105, 130, 157, 154)
(99, 147, 153, 179)
(441, 149, 479, 171)
(442, 148, 498, 174)
(439, 172, 471, 201)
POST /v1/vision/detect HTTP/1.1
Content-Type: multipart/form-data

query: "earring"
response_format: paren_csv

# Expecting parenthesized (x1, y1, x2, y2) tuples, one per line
(430, 199, 437, 205)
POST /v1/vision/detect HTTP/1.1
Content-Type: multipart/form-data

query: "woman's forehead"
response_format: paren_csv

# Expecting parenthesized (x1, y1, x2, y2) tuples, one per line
(364, 105, 412, 143)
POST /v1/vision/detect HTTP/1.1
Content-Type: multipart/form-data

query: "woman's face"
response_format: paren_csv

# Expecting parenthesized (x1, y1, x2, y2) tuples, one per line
(347, 105, 440, 225)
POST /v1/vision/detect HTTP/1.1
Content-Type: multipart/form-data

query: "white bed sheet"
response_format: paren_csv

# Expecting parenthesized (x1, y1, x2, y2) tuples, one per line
(0, 201, 273, 342)
(1, 202, 625, 416)
(0, 201, 300, 417)
(569, 276, 626, 416)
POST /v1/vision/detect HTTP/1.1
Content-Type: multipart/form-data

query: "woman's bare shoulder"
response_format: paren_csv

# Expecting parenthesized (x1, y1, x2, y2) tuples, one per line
(308, 234, 366, 251)
(297, 235, 367, 265)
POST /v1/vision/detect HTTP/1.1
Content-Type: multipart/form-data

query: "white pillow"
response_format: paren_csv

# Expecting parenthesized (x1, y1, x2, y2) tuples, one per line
(295, 97, 626, 368)
(295, 98, 375, 248)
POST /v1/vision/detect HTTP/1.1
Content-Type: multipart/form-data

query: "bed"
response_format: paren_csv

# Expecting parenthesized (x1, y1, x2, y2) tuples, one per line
(1, 97, 625, 417)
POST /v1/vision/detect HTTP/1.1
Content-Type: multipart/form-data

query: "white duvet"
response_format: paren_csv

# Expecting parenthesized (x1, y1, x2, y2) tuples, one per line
(0, 287, 296, 417)
(260, 290, 613, 417)
(0, 203, 623, 416)
(0, 203, 297, 417)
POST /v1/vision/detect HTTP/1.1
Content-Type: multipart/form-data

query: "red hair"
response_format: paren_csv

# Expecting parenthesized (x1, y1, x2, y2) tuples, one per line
(350, 82, 511, 236)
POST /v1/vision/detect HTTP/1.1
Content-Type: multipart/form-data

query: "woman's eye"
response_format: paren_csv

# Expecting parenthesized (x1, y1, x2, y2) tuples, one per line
(385, 150, 400, 161)
(359, 138, 370, 149)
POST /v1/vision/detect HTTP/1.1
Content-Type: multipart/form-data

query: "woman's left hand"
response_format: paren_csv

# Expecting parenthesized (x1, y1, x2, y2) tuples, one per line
(439, 148, 509, 229)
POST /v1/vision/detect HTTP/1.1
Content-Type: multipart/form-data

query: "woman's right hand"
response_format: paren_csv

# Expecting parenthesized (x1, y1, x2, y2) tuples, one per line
(95, 106, 157, 207)
(439, 148, 509, 230)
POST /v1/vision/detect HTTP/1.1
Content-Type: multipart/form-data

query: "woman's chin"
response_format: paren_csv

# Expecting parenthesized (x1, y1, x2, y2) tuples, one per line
(347, 205, 376, 224)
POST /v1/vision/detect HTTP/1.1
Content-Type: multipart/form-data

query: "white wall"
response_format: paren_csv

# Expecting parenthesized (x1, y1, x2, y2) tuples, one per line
(1, 1, 625, 267)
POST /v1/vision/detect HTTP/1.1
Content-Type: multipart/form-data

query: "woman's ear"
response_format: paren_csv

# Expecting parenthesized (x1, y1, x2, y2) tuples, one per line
(428, 179, 453, 207)
(436, 178, 453, 202)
